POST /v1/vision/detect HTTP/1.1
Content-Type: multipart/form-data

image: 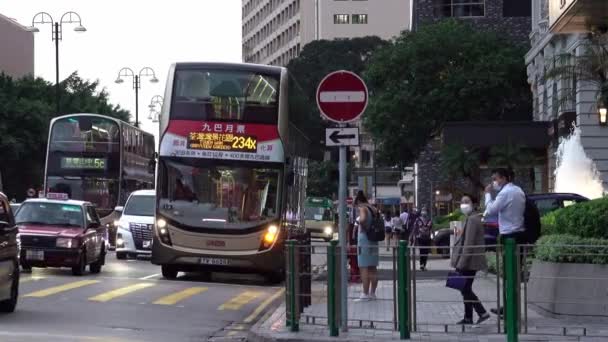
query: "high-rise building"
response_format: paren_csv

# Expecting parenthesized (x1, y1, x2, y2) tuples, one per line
(0, 13, 34, 78)
(242, 0, 411, 66)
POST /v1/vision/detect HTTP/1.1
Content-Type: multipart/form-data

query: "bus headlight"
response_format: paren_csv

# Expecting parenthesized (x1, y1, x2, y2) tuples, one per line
(156, 218, 172, 246)
(261, 225, 279, 250)
(324, 226, 333, 236)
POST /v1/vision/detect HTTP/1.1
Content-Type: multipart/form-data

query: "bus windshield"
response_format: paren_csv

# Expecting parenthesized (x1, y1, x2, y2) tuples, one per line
(46, 177, 118, 217)
(50, 116, 120, 152)
(159, 159, 280, 229)
(171, 69, 279, 124)
(304, 207, 333, 221)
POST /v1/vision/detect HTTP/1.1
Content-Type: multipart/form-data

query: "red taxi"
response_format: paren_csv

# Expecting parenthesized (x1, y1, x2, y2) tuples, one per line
(16, 193, 107, 275)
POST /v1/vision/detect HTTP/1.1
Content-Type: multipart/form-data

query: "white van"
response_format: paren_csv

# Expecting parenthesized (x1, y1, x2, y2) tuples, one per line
(115, 190, 155, 259)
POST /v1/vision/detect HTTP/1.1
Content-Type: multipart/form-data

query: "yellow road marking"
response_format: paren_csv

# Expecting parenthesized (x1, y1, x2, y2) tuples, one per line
(152, 287, 208, 305)
(244, 288, 285, 323)
(24, 280, 99, 298)
(89, 283, 155, 302)
(218, 291, 264, 311)
(19, 276, 46, 283)
(227, 331, 238, 336)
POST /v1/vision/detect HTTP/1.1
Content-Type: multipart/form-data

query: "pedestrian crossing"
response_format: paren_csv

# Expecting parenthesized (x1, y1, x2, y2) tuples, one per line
(18, 275, 281, 316)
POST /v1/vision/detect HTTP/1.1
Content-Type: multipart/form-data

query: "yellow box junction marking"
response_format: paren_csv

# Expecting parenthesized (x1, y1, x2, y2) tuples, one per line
(89, 283, 155, 302)
(218, 291, 263, 311)
(244, 288, 285, 323)
(24, 280, 100, 298)
(153, 287, 208, 305)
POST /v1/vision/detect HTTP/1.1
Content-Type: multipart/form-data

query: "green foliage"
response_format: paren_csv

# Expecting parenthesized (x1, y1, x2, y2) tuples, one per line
(540, 197, 608, 239)
(306, 160, 338, 198)
(363, 20, 532, 164)
(488, 143, 535, 170)
(535, 234, 608, 264)
(0, 72, 130, 201)
(287, 37, 388, 158)
(486, 252, 498, 274)
(433, 210, 464, 228)
(440, 144, 483, 191)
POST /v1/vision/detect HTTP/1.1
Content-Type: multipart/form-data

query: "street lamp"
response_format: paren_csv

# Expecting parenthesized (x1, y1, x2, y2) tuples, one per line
(115, 67, 159, 128)
(28, 11, 87, 114)
(148, 95, 163, 109)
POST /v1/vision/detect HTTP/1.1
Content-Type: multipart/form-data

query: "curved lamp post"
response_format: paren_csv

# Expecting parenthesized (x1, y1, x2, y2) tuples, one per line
(115, 67, 159, 127)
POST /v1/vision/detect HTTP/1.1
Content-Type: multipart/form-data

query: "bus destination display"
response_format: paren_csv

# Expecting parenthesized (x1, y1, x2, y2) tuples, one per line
(187, 132, 257, 153)
(60, 157, 107, 170)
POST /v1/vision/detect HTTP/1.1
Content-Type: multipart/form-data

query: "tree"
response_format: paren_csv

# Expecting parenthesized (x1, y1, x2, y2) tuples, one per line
(488, 142, 534, 170)
(440, 144, 483, 193)
(0, 72, 130, 200)
(306, 160, 338, 198)
(287, 36, 388, 153)
(364, 20, 532, 165)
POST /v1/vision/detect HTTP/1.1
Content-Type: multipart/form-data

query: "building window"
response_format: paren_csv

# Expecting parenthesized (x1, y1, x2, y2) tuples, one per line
(352, 14, 368, 24)
(434, 0, 485, 18)
(503, 0, 531, 17)
(334, 14, 349, 24)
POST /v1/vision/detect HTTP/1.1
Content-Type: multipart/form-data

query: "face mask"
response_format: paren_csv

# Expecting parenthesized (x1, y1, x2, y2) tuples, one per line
(460, 203, 473, 215)
(492, 181, 502, 192)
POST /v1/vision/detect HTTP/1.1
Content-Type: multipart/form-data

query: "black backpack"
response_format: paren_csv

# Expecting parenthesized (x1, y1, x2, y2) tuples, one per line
(523, 196, 541, 244)
(362, 205, 386, 242)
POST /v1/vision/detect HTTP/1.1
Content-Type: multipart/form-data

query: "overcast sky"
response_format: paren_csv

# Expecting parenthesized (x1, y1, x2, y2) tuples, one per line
(1, 0, 242, 140)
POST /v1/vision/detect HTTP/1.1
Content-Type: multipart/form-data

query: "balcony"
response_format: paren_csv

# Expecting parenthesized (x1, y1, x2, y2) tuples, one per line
(549, 0, 608, 33)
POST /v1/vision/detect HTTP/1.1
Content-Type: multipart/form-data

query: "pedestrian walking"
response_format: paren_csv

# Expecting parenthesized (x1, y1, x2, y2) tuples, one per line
(354, 191, 379, 301)
(410, 208, 433, 271)
(484, 168, 526, 317)
(389, 212, 403, 250)
(451, 194, 491, 325)
(384, 210, 393, 251)
(398, 208, 409, 240)
(347, 215, 361, 283)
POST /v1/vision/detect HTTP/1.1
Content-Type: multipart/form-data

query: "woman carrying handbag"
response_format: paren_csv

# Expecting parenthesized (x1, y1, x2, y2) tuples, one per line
(449, 194, 491, 325)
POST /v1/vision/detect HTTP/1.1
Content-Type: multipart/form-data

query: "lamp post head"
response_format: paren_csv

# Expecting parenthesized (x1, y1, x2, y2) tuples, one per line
(27, 26, 40, 33)
(114, 78, 124, 84)
(150, 77, 159, 83)
(73, 25, 87, 32)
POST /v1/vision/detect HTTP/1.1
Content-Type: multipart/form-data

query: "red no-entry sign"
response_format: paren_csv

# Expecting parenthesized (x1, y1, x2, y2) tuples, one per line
(316, 70, 368, 123)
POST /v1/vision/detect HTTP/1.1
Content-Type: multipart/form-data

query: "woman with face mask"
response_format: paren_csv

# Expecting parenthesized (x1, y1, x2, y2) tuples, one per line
(451, 194, 490, 325)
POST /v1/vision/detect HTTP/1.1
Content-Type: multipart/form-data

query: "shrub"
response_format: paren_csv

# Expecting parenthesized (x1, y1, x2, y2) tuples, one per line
(486, 252, 497, 274)
(541, 197, 608, 239)
(433, 210, 464, 229)
(535, 234, 608, 264)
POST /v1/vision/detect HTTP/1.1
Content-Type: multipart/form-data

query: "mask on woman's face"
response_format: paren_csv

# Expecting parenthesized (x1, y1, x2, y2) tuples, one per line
(460, 203, 473, 215)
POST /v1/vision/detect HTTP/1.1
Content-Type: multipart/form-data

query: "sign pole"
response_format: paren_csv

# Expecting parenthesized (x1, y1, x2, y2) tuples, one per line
(338, 139, 348, 332)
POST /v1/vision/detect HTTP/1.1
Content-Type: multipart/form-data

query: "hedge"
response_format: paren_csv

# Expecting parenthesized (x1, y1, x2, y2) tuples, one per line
(540, 197, 608, 239)
(535, 234, 608, 264)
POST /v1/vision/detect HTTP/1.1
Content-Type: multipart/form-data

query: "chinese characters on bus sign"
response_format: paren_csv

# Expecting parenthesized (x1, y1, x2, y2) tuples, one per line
(61, 157, 106, 170)
(187, 132, 258, 153)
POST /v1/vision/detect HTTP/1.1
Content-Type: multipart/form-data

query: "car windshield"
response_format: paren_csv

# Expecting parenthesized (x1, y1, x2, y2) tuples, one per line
(124, 195, 155, 217)
(159, 159, 280, 229)
(304, 207, 332, 221)
(15, 202, 83, 227)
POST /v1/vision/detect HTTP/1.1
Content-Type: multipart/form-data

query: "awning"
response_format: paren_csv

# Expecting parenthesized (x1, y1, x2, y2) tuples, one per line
(375, 197, 401, 206)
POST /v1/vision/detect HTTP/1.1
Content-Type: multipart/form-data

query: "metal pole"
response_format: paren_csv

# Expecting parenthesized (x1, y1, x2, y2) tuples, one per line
(134, 75, 140, 128)
(338, 144, 348, 331)
(373, 140, 377, 201)
(505, 238, 518, 342)
(398, 240, 410, 339)
(328, 240, 338, 337)
(288, 240, 299, 332)
(54, 22, 60, 114)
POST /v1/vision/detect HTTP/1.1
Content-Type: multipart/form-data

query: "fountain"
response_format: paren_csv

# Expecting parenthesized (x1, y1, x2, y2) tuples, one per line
(554, 125, 605, 199)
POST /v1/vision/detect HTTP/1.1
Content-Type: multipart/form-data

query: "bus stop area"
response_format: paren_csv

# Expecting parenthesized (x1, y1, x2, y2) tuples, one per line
(249, 241, 608, 342)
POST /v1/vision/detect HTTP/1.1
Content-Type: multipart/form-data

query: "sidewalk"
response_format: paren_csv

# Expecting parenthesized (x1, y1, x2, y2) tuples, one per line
(249, 258, 608, 342)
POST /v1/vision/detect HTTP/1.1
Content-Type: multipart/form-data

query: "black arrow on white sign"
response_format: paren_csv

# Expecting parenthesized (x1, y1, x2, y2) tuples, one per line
(329, 130, 356, 144)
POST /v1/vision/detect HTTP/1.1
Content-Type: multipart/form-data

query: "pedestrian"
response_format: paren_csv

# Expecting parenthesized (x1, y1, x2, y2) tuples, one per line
(384, 210, 393, 251)
(410, 207, 432, 271)
(390, 211, 403, 250)
(398, 207, 409, 240)
(26, 188, 36, 199)
(347, 215, 361, 283)
(354, 191, 379, 301)
(484, 168, 526, 317)
(451, 194, 491, 325)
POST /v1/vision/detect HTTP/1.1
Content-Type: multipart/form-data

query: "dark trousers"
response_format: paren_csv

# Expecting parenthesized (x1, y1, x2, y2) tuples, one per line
(417, 237, 431, 267)
(459, 270, 486, 319)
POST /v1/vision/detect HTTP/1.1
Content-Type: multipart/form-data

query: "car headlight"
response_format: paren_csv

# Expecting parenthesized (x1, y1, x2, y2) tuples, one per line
(113, 220, 120, 227)
(324, 226, 333, 235)
(157, 218, 167, 229)
(56, 238, 78, 248)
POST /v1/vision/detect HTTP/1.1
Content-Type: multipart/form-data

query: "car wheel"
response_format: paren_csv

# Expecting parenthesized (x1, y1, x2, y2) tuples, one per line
(72, 251, 87, 276)
(116, 252, 127, 260)
(0, 259, 19, 313)
(161, 265, 178, 280)
(90, 248, 105, 274)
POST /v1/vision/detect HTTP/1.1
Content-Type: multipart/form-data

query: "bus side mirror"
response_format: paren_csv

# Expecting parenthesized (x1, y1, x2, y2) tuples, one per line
(114, 206, 124, 214)
(148, 159, 156, 174)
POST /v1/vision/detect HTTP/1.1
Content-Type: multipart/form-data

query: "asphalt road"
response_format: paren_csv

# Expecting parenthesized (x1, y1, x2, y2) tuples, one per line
(0, 252, 284, 342)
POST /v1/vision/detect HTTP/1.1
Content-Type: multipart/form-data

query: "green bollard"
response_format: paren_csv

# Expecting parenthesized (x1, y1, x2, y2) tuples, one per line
(288, 240, 299, 332)
(327, 240, 339, 337)
(504, 238, 518, 342)
(398, 240, 410, 339)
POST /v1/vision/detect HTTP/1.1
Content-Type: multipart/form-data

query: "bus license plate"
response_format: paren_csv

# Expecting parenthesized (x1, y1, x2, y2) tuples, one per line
(143, 240, 152, 249)
(200, 258, 229, 266)
(26, 250, 44, 261)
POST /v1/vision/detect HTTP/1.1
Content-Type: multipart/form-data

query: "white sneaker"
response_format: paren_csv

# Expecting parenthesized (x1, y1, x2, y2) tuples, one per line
(355, 294, 371, 302)
(369, 293, 377, 301)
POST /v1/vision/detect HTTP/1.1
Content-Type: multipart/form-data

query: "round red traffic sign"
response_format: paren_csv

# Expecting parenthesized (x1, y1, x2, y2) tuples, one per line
(316, 70, 368, 123)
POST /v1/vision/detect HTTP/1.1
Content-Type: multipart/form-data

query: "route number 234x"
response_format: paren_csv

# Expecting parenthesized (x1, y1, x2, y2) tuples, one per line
(231, 136, 257, 150)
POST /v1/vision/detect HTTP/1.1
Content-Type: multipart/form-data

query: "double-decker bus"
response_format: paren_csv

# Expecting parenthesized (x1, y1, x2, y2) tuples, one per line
(44, 114, 155, 229)
(152, 63, 309, 281)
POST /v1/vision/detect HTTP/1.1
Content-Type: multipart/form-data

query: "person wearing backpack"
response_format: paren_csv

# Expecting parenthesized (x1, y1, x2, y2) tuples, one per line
(411, 208, 433, 271)
(484, 168, 526, 317)
(354, 191, 379, 301)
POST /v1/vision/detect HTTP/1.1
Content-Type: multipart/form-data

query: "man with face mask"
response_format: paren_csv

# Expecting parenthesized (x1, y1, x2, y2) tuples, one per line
(484, 168, 525, 317)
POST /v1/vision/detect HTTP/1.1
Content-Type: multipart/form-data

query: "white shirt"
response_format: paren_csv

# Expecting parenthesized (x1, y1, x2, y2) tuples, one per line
(484, 183, 526, 235)
(399, 212, 409, 225)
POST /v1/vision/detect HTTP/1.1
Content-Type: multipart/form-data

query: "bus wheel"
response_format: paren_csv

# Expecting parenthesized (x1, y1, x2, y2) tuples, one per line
(266, 270, 285, 284)
(161, 265, 178, 280)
